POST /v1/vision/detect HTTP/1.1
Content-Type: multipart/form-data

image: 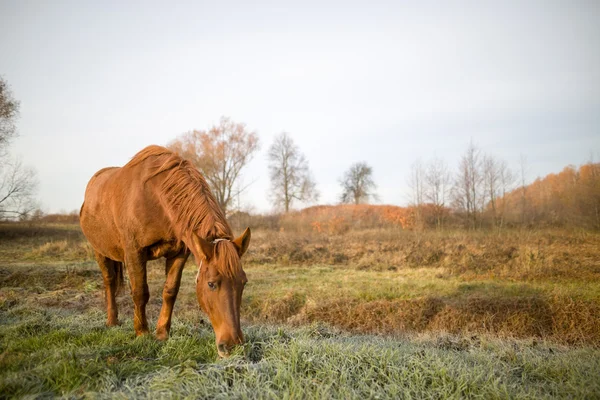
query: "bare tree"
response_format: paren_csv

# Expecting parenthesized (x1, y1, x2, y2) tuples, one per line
(408, 159, 425, 207)
(0, 77, 20, 156)
(407, 159, 426, 229)
(424, 157, 451, 228)
(0, 77, 38, 219)
(0, 158, 38, 219)
(452, 141, 483, 228)
(267, 132, 319, 212)
(168, 117, 260, 216)
(497, 159, 514, 227)
(483, 154, 500, 226)
(519, 154, 529, 225)
(339, 162, 378, 204)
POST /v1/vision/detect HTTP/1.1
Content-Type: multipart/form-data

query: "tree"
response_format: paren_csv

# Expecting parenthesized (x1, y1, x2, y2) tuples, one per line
(518, 154, 529, 224)
(168, 117, 259, 216)
(0, 77, 38, 219)
(496, 159, 514, 227)
(267, 132, 319, 212)
(452, 141, 483, 228)
(339, 162, 378, 204)
(407, 159, 426, 229)
(493, 161, 600, 229)
(0, 77, 20, 156)
(408, 159, 425, 208)
(424, 157, 451, 228)
(0, 158, 38, 218)
(578, 161, 600, 229)
(483, 154, 500, 226)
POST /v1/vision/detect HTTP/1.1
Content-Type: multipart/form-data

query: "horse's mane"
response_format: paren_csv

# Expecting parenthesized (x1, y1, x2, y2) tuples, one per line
(213, 240, 242, 279)
(125, 146, 240, 276)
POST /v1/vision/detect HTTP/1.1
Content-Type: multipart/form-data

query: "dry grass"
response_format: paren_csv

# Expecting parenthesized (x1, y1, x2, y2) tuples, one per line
(26, 239, 94, 261)
(289, 295, 600, 344)
(244, 228, 600, 282)
(2, 223, 599, 345)
(237, 228, 600, 344)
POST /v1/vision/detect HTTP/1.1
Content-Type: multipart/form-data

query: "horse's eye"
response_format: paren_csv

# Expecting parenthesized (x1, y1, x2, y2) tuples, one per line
(208, 281, 217, 291)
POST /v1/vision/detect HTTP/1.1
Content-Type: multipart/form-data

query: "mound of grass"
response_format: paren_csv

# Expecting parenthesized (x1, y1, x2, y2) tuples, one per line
(240, 264, 600, 344)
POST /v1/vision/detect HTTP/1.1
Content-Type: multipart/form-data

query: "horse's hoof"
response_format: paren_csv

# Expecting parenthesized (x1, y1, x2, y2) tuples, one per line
(156, 331, 169, 341)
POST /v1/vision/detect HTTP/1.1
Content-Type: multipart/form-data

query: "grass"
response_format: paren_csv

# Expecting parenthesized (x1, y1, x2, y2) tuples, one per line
(1, 222, 599, 397)
(2, 305, 599, 398)
(242, 264, 600, 343)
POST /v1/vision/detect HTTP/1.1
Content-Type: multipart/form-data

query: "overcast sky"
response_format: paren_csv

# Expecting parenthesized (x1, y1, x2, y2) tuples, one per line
(1, 1, 599, 214)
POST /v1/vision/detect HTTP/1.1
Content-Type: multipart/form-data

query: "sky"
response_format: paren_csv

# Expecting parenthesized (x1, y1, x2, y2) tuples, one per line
(1, 0, 599, 214)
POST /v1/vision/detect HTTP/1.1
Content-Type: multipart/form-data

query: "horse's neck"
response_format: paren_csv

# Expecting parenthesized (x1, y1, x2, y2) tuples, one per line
(149, 167, 231, 241)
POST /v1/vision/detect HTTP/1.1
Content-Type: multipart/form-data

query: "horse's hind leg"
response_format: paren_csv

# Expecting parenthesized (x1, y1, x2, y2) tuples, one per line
(156, 250, 190, 341)
(95, 252, 121, 326)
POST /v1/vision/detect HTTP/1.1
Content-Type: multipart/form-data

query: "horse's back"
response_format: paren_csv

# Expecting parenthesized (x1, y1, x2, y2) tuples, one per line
(80, 166, 126, 260)
(81, 166, 120, 216)
(80, 160, 174, 261)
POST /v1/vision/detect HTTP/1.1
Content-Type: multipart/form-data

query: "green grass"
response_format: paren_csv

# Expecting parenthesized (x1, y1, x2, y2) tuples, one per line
(1, 260, 599, 398)
(1, 306, 599, 399)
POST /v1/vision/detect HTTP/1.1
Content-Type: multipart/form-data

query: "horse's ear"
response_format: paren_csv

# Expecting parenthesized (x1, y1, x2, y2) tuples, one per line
(233, 227, 251, 257)
(191, 232, 213, 261)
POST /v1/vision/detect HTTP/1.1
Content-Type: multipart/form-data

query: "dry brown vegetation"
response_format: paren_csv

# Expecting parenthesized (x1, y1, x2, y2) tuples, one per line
(239, 228, 600, 345)
(2, 220, 599, 345)
(243, 226, 600, 280)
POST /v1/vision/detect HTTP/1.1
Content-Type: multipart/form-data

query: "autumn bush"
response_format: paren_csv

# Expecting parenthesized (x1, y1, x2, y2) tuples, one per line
(231, 204, 451, 234)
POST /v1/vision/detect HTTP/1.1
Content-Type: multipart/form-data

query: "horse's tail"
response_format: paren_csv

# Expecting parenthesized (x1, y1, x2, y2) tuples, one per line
(115, 262, 125, 295)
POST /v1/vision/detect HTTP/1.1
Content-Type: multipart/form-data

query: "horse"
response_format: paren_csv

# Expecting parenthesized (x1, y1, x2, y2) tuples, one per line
(80, 145, 251, 357)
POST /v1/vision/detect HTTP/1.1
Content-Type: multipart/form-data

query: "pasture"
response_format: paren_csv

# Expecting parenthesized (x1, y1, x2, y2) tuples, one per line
(1, 223, 599, 398)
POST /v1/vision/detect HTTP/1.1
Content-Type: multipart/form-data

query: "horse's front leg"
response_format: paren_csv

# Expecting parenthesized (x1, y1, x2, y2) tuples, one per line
(125, 252, 150, 336)
(156, 250, 189, 341)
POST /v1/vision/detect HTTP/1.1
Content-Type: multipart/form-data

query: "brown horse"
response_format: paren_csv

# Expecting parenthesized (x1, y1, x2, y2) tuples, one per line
(80, 145, 250, 357)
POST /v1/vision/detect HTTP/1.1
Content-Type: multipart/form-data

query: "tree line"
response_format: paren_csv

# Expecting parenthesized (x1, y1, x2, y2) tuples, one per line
(408, 141, 600, 230)
(169, 117, 599, 231)
(1, 78, 597, 230)
(167, 117, 379, 216)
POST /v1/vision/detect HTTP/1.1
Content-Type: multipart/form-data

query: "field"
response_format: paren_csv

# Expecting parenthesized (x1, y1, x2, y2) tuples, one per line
(1, 223, 600, 398)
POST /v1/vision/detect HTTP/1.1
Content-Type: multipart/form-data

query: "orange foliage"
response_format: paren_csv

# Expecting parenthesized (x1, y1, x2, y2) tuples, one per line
(282, 204, 448, 233)
(496, 162, 600, 228)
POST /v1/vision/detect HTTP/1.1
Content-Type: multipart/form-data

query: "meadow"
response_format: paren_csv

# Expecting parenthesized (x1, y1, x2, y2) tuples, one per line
(1, 222, 599, 398)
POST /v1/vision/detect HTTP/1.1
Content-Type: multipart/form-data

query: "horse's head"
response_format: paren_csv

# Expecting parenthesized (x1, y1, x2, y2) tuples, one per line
(190, 228, 251, 358)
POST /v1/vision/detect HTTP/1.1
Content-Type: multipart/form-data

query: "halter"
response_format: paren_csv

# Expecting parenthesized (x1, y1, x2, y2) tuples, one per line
(195, 238, 230, 283)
